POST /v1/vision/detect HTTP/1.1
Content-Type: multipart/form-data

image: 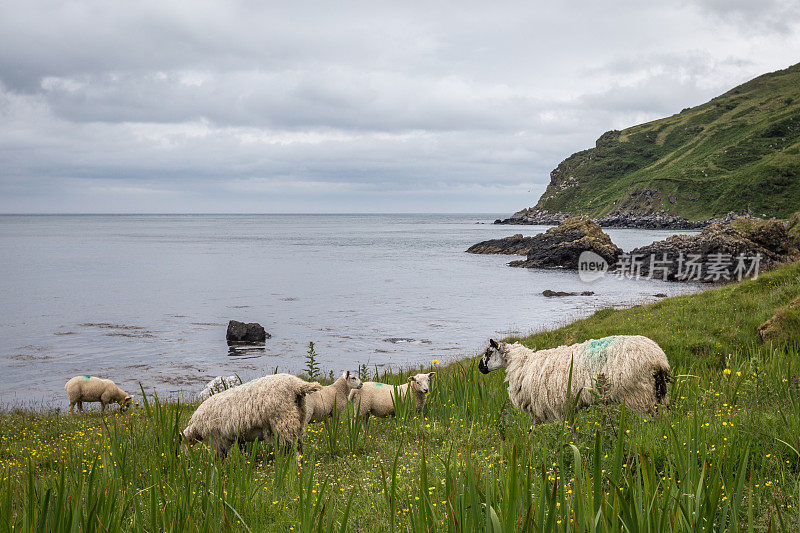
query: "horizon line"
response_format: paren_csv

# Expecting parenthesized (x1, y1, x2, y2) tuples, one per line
(0, 212, 508, 216)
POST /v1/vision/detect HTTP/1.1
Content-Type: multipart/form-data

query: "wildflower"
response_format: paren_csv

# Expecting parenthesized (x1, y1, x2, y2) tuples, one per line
(723, 368, 731, 376)
(431, 359, 440, 366)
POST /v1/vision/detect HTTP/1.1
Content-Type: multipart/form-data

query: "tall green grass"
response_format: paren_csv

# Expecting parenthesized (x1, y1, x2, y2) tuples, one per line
(2, 262, 799, 531)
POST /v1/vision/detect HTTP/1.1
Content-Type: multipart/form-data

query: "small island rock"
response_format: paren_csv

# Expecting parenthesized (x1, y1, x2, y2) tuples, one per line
(226, 320, 270, 345)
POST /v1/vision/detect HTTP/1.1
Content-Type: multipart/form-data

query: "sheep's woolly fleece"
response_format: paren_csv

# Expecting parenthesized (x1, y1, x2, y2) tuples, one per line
(503, 335, 670, 423)
(349, 372, 434, 421)
(182, 373, 321, 456)
(64, 376, 132, 412)
(305, 371, 362, 425)
(196, 375, 242, 401)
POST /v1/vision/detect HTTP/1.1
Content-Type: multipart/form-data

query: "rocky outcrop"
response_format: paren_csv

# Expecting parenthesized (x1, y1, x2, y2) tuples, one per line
(626, 219, 795, 282)
(507, 217, 623, 269)
(494, 208, 762, 230)
(466, 234, 537, 255)
(226, 320, 269, 345)
(494, 208, 570, 226)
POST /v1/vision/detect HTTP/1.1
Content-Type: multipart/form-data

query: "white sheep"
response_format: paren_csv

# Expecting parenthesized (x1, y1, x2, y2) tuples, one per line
(195, 375, 242, 401)
(181, 373, 321, 458)
(348, 372, 435, 424)
(305, 371, 363, 425)
(65, 376, 133, 413)
(478, 336, 670, 424)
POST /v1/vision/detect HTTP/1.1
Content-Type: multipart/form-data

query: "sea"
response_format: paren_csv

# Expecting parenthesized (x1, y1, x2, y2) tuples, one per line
(0, 214, 700, 406)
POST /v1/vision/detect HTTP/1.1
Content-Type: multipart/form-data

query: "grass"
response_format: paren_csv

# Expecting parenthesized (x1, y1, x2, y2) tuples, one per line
(531, 62, 800, 220)
(2, 261, 800, 531)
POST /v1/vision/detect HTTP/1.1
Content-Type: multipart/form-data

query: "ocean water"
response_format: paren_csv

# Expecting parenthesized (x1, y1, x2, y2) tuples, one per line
(0, 214, 700, 406)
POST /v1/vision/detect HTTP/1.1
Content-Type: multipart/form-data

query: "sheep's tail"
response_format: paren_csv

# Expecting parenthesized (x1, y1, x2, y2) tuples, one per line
(654, 369, 671, 404)
(295, 381, 322, 428)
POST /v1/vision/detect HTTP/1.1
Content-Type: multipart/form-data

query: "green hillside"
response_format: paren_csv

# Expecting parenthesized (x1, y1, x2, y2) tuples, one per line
(534, 62, 800, 221)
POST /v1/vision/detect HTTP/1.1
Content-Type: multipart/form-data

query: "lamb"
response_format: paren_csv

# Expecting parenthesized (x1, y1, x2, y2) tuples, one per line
(65, 376, 133, 413)
(478, 336, 670, 425)
(348, 372, 435, 424)
(181, 373, 321, 458)
(195, 374, 242, 401)
(304, 371, 363, 425)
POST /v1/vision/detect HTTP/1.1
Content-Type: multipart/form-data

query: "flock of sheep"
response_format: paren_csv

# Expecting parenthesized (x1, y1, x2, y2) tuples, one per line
(65, 334, 671, 458)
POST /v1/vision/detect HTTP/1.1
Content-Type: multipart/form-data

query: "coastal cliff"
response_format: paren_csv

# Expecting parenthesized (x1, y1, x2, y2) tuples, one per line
(497, 62, 800, 228)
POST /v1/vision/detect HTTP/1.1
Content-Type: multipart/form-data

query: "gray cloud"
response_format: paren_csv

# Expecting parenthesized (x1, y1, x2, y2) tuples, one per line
(0, 0, 798, 213)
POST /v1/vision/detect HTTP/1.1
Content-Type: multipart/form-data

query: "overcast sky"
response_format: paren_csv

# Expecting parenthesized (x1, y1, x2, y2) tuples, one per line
(1, 1, 799, 213)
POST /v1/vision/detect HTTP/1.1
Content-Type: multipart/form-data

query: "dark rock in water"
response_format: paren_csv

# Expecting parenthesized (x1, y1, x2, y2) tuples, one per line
(508, 217, 622, 269)
(654, 293, 668, 298)
(226, 320, 269, 345)
(542, 290, 595, 297)
(627, 219, 795, 282)
(466, 234, 536, 255)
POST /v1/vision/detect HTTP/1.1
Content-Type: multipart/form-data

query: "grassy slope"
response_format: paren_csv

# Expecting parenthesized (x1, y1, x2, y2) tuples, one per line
(2, 262, 800, 531)
(534, 62, 800, 220)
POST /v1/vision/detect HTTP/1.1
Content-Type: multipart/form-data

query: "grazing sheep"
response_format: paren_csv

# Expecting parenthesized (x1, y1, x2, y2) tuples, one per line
(181, 373, 321, 459)
(348, 372, 435, 424)
(305, 371, 363, 425)
(65, 376, 133, 413)
(195, 375, 242, 401)
(478, 336, 670, 425)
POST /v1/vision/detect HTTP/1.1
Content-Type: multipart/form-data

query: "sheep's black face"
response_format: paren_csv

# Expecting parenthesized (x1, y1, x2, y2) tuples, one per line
(479, 339, 507, 374)
(478, 352, 489, 374)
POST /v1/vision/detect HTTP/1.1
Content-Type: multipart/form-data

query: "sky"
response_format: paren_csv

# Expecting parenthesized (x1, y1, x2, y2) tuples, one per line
(1, 1, 799, 214)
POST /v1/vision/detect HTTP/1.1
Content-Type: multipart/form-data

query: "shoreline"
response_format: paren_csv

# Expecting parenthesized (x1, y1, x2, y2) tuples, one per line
(493, 209, 764, 230)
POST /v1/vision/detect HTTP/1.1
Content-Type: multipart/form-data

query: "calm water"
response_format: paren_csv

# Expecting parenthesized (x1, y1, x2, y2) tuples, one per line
(0, 214, 699, 406)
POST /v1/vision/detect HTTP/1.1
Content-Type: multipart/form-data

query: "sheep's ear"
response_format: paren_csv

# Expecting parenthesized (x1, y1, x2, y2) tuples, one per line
(489, 339, 499, 349)
(345, 370, 350, 379)
(408, 376, 415, 382)
(428, 372, 436, 379)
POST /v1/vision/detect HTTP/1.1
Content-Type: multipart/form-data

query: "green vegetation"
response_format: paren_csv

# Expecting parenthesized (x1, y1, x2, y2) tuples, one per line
(533, 63, 800, 220)
(2, 261, 800, 531)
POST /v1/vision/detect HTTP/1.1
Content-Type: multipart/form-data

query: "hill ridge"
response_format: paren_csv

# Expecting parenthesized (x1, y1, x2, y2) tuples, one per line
(499, 62, 800, 227)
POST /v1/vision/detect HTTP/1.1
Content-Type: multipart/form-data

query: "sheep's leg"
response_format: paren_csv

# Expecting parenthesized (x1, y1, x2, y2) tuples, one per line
(528, 416, 539, 435)
(68, 401, 75, 414)
(77, 401, 84, 413)
(212, 439, 230, 461)
(100, 402, 107, 413)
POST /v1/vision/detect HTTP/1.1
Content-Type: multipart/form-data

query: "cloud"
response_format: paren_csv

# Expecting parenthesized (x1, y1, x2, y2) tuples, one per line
(0, 0, 798, 212)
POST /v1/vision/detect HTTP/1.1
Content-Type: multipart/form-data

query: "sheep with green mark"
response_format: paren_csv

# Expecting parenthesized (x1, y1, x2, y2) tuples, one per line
(478, 335, 670, 426)
(65, 376, 133, 413)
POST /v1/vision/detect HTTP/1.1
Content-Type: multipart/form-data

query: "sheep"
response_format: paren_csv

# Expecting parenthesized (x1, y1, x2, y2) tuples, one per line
(65, 376, 133, 414)
(305, 371, 363, 425)
(181, 373, 321, 459)
(348, 372, 435, 424)
(195, 375, 242, 401)
(478, 336, 670, 425)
